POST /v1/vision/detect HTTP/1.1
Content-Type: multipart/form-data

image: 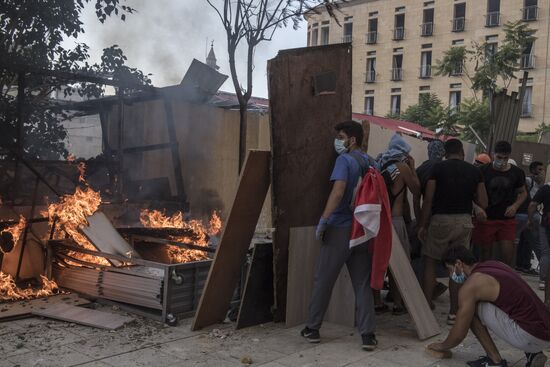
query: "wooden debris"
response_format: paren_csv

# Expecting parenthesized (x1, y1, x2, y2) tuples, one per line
(0, 293, 89, 321)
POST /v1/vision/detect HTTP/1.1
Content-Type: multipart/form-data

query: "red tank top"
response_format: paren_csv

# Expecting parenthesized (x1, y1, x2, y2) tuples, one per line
(472, 261, 550, 341)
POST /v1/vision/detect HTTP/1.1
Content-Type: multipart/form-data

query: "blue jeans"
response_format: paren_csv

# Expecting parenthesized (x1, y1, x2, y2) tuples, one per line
(537, 223, 550, 281)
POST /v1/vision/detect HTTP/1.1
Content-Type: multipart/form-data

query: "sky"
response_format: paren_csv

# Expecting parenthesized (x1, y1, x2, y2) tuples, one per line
(76, 0, 309, 98)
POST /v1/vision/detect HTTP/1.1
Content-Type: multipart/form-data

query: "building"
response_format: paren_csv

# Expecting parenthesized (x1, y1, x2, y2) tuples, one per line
(305, 0, 547, 132)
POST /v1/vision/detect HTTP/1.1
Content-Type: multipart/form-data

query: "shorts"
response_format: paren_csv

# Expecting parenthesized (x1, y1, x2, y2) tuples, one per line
(472, 219, 517, 246)
(477, 302, 550, 353)
(422, 214, 473, 260)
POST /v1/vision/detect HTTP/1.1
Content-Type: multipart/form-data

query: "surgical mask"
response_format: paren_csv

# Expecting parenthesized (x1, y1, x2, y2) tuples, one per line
(334, 139, 348, 155)
(493, 159, 507, 170)
(451, 268, 467, 284)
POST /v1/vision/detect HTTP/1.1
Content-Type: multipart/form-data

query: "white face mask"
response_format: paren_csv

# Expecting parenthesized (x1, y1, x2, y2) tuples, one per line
(493, 159, 507, 170)
(334, 138, 348, 155)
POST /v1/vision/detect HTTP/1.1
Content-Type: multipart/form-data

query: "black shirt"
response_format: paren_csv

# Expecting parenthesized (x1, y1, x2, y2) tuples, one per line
(430, 159, 483, 215)
(532, 184, 550, 214)
(416, 159, 439, 194)
(480, 164, 526, 220)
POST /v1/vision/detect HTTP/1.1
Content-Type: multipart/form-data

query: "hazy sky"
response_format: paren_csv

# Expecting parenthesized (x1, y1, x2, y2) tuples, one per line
(75, 0, 308, 98)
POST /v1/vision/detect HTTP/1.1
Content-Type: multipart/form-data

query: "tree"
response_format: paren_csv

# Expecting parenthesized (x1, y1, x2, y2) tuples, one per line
(206, 0, 340, 171)
(399, 93, 443, 128)
(0, 1, 151, 160)
(457, 98, 490, 146)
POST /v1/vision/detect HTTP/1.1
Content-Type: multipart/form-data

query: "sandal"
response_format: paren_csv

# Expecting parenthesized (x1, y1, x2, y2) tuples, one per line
(447, 314, 456, 325)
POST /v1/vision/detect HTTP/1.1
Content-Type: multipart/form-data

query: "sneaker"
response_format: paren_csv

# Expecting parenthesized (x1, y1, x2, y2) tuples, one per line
(447, 314, 456, 325)
(539, 281, 545, 290)
(526, 351, 547, 367)
(300, 327, 320, 343)
(466, 355, 508, 366)
(361, 333, 378, 351)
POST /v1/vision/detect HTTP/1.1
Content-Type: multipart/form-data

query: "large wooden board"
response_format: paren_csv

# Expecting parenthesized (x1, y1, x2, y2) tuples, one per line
(32, 302, 133, 330)
(0, 293, 90, 321)
(389, 226, 440, 340)
(191, 150, 271, 330)
(286, 227, 354, 328)
(268, 44, 353, 321)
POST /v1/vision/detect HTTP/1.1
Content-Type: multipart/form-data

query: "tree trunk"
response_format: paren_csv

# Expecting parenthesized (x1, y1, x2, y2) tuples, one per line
(238, 103, 248, 172)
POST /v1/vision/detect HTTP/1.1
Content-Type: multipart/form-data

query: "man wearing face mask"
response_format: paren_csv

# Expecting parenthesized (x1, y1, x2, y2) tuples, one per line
(472, 141, 527, 265)
(301, 121, 378, 351)
(427, 246, 550, 367)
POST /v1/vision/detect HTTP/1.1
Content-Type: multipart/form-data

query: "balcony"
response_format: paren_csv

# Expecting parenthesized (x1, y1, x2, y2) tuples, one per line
(452, 17, 465, 32)
(365, 31, 378, 44)
(419, 65, 432, 78)
(421, 22, 433, 36)
(521, 103, 533, 117)
(521, 54, 535, 69)
(486, 11, 500, 27)
(341, 35, 353, 43)
(393, 27, 405, 40)
(365, 70, 376, 83)
(450, 63, 464, 76)
(522, 6, 538, 21)
(391, 68, 403, 81)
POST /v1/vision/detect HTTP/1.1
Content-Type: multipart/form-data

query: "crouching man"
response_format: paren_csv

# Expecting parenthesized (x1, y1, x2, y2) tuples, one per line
(427, 246, 550, 367)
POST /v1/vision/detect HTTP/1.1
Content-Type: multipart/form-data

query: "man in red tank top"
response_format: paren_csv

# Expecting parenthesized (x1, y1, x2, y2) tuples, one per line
(427, 246, 550, 367)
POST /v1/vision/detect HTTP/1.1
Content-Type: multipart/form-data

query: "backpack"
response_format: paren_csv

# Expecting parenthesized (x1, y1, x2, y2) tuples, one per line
(380, 159, 405, 208)
(348, 151, 370, 209)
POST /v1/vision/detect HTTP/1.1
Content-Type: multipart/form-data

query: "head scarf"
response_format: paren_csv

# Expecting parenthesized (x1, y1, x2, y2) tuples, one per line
(427, 140, 445, 161)
(376, 133, 411, 168)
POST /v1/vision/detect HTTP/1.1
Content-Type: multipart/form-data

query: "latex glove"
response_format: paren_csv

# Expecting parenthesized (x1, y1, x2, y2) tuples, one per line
(316, 217, 328, 241)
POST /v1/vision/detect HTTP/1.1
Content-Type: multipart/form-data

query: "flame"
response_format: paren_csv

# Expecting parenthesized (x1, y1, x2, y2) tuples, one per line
(77, 162, 86, 183)
(1, 215, 26, 246)
(0, 272, 60, 301)
(139, 209, 222, 263)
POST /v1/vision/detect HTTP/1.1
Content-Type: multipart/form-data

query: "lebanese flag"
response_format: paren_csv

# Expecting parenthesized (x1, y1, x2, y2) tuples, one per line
(350, 167, 392, 290)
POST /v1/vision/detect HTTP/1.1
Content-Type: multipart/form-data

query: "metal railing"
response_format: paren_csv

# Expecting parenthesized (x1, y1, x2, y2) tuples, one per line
(364, 108, 374, 116)
(522, 6, 538, 21)
(450, 63, 464, 76)
(393, 27, 405, 40)
(391, 68, 403, 81)
(452, 17, 465, 32)
(365, 70, 376, 83)
(521, 54, 535, 69)
(341, 35, 353, 43)
(365, 31, 378, 44)
(486, 11, 500, 27)
(419, 65, 432, 78)
(421, 22, 433, 36)
(521, 103, 533, 117)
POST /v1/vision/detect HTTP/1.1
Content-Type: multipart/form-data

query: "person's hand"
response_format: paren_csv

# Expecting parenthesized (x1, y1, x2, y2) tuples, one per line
(417, 226, 427, 243)
(504, 205, 517, 218)
(316, 217, 328, 241)
(475, 208, 487, 222)
(427, 342, 447, 352)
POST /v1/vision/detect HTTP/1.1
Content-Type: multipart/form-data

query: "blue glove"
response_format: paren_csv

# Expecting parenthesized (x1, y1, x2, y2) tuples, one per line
(316, 217, 329, 241)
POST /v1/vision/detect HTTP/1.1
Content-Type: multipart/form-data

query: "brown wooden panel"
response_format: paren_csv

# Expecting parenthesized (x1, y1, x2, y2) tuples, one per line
(191, 150, 270, 330)
(0, 293, 89, 320)
(268, 44, 353, 321)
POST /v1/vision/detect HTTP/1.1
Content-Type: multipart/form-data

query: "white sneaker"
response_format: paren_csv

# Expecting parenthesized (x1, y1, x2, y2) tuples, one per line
(539, 281, 545, 290)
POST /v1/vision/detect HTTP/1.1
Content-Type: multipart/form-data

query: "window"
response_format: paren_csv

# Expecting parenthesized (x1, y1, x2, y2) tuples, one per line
(392, 54, 403, 81)
(522, 86, 533, 117)
(394, 14, 405, 40)
(343, 22, 353, 43)
(486, 0, 500, 27)
(422, 8, 434, 36)
(391, 95, 401, 115)
(364, 96, 374, 115)
(453, 3, 466, 31)
(521, 40, 535, 69)
(452, 39, 464, 46)
(450, 91, 461, 111)
(366, 58, 376, 83)
(523, 0, 538, 21)
(420, 51, 432, 78)
(419, 85, 431, 91)
(311, 28, 318, 46)
(485, 42, 498, 58)
(367, 18, 378, 44)
(320, 26, 330, 45)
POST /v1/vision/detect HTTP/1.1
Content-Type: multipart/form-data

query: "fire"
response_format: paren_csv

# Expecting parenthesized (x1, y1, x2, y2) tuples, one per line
(0, 272, 59, 301)
(139, 209, 222, 263)
(0, 215, 26, 246)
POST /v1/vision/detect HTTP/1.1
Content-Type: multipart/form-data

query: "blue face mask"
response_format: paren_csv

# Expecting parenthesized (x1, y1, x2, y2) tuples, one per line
(451, 267, 467, 284)
(334, 138, 348, 155)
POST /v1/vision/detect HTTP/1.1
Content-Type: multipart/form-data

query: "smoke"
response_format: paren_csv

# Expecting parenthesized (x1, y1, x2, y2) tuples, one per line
(78, 0, 307, 97)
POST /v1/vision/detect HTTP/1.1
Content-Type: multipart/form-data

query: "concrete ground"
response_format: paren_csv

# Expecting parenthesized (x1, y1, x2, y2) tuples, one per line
(0, 274, 546, 367)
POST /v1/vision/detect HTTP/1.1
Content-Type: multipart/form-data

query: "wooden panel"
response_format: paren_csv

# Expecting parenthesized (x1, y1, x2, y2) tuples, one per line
(268, 44, 353, 321)
(32, 302, 133, 330)
(191, 150, 271, 330)
(389, 226, 440, 340)
(286, 226, 354, 328)
(0, 293, 89, 321)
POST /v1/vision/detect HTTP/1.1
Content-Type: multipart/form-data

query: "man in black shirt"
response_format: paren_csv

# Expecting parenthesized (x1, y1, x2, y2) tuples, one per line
(418, 139, 487, 320)
(528, 183, 550, 291)
(472, 141, 527, 266)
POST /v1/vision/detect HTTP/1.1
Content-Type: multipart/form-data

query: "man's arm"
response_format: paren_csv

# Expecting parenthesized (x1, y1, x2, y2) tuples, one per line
(418, 179, 435, 241)
(505, 185, 527, 218)
(474, 182, 488, 209)
(527, 201, 539, 225)
(321, 180, 346, 219)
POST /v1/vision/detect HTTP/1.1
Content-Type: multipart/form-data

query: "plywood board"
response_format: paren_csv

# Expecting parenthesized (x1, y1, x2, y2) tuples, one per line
(389, 226, 440, 340)
(192, 150, 271, 330)
(0, 293, 90, 320)
(80, 212, 141, 266)
(32, 302, 133, 330)
(286, 226, 354, 328)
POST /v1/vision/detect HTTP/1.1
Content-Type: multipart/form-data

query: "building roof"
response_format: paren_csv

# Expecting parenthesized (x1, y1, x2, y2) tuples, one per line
(352, 113, 447, 140)
(209, 91, 269, 111)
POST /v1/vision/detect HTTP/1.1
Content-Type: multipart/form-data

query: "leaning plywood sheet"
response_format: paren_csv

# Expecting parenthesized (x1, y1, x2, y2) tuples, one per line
(32, 302, 133, 330)
(389, 226, 440, 340)
(286, 226, 354, 328)
(80, 211, 141, 266)
(192, 150, 271, 330)
(0, 293, 89, 321)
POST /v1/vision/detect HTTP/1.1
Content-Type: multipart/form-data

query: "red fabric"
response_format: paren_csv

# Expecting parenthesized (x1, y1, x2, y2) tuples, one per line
(472, 219, 517, 245)
(350, 167, 392, 290)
